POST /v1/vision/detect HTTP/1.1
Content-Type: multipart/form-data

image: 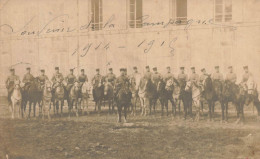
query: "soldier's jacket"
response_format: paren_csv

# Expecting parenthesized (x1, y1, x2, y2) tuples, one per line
(152, 72, 162, 85)
(178, 73, 188, 82)
(242, 72, 253, 83)
(189, 73, 199, 83)
(226, 72, 237, 83)
(51, 73, 64, 84)
(164, 72, 175, 82)
(212, 72, 224, 81)
(91, 74, 104, 88)
(65, 74, 77, 84)
(130, 72, 142, 85)
(105, 73, 116, 84)
(6, 75, 20, 89)
(115, 75, 130, 93)
(144, 71, 152, 80)
(200, 74, 208, 83)
(22, 73, 34, 84)
(78, 74, 88, 83)
(37, 75, 49, 85)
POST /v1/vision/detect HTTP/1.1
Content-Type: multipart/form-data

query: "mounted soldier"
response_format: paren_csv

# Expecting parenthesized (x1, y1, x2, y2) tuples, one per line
(65, 69, 77, 93)
(144, 66, 152, 80)
(151, 67, 162, 86)
(212, 66, 224, 82)
(189, 67, 199, 84)
(51, 67, 64, 89)
(6, 68, 20, 106)
(225, 66, 237, 84)
(178, 67, 188, 83)
(105, 68, 116, 86)
(130, 66, 142, 86)
(36, 69, 49, 90)
(78, 69, 88, 87)
(91, 68, 104, 88)
(22, 67, 35, 91)
(115, 68, 131, 101)
(164, 66, 176, 82)
(241, 66, 253, 84)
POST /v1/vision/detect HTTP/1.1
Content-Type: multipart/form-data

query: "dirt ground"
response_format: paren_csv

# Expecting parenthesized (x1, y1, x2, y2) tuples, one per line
(0, 96, 260, 159)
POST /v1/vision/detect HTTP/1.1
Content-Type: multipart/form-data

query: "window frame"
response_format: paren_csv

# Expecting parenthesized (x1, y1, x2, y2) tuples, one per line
(170, 0, 188, 25)
(127, 0, 143, 29)
(91, 0, 103, 31)
(214, 0, 232, 23)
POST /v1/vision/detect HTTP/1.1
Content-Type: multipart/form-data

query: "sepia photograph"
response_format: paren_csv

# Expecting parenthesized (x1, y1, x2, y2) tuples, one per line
(0, 0, 260, 158)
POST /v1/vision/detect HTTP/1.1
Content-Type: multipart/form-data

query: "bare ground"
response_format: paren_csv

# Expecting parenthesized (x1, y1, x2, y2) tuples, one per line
(0, 96, 260, 159)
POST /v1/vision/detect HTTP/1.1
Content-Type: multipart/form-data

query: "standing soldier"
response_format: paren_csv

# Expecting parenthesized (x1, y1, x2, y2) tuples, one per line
(6, 68, 20, 106)
(65, 69, 77, 92)
(22, 67, 35, 91)
(152, 67, 162, 85)
(144, 66, 152, 80)
(225, 66, 237, 83)
(78, 69, 88, 87)
(177, 67, 188, 83)
(51, 67, 64, 89)
(189, 67, 199, 84)
(241, 66, 253, 83)
(105, 68, 116, 86)
(164, 66, 175, 82)
(212, 66, 224, 82)
(37, 69, 49, 88)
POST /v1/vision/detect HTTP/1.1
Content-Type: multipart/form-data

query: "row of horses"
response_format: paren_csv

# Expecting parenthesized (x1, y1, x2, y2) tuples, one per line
(9, 75, 260, 123)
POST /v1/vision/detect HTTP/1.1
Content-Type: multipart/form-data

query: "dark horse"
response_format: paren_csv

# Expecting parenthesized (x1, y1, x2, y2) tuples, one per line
(202, 76, 214, 121)
(103, 82, 115, 114)
(212, 80, 225, 121)
(115, 82, 132, 122)
(179, 80, 192, 119)
(22, 78, 42, 118)
(92, 79, 104, 114)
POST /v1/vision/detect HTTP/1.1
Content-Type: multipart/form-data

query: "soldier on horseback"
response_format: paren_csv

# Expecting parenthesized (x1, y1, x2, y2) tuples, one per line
(151, 67, 162, 86)
(105, 68, 116, 86)
(78, 69, 88, 87)
(36, 69, 49, 90)
(189, 67, 199, 84)
(22, 67, 34, 91)
(115, 68, 130, 96)
(65, 69, 77, 93)
(6, 68, 20, 106)
(144, 66, 152, 80)
(51, 67, 64, 88)
(225, 66, 237, 84)
(212, 66, 224, 82)
(164, 66, 176, 82)
(177, 67, 188, 83)
(241, 66, 253, 83)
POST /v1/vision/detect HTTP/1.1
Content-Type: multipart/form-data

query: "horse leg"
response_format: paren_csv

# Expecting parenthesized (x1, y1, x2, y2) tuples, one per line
(117, 105, 122, 123)
(160, 99, 164, 116)
(28, 102, 32, 118)
(165, 100, 169, 116)
(170, 98, 176, 117)
(226, 102, 229, 121)
(76, 101, 79, 117)
(208, 101, 212, 121)
(220, 102, 225, 122)
(11, 101, 14, 119)
(212, 102, 215, 120)
(124, 105, 127, 123)
(33, 102, 36, 117)
(200, 101, 204, 115)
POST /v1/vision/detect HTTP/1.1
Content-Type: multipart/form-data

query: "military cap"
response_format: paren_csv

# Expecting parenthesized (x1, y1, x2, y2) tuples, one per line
(133, 66, 137, 70)
(40, 69, 45, 72)
(81, 69, 84, 72)
(180, 67, 185, 70)
(96, 68, 100, 71)
(166, 66, 171, 69)
(191, 67, 195, 70)
(26, 67, 31, 70)
(10, 68, 15, 72)
(201, 68, 206, 72)
(109, 68, 113, 71)
(145, 66, 150, 69)
(228, 66, 233, 69)
(215, 66, 219, 69)
(120, 68, 124, 72)
(243, 66, 248, 69)
(55, 67, 59, 70)
(70, 69, 74, 72)
(153, 67, 157, 71)
(124, 68, 127, 71)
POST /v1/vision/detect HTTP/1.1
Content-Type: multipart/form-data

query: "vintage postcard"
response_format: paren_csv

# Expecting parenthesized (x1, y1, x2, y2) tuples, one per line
(0, 0, 260, 158)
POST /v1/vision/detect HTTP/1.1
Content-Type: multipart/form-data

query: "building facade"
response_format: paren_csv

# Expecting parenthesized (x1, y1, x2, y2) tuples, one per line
(0, 0, 260, 95)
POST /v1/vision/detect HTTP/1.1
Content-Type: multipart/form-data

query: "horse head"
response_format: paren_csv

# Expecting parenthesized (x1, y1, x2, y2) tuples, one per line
(14, 80, 21, 90)
(82, 81, 92, 95)
(185, 81, 192, 92)
(104, 82, 113, 96)
(165, 79, 174, 91)
(157, 79, 165, 92)
(44, 81, 52, 92)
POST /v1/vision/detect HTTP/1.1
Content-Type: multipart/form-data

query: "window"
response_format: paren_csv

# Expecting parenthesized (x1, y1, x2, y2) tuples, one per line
(91, 0, 103, 31)
(129, 0, 143, 28)
(172, 0, 187, 24)
(215, 0, 232, 22)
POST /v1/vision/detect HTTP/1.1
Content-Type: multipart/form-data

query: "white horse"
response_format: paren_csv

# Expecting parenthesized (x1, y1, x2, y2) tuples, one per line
(172, 80, 181, 113)
(130, 74, 142, 116)
(10, 80, 22, 119)
(185, 81, 202, 121)
(78, 81, 92, 115)
(138, 77, 150, 116)
(42, 81, 52, 119)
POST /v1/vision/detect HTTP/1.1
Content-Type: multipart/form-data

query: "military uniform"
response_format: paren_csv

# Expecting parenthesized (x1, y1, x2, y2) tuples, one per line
(105, 73, 116, 86)
(37, 75, 49, 87)
(226, 72, 237, 83)
(164, 72, 175, 82)
(6, 74, 20, 103)
(152, 72, 162, 85)
(65, 74, 77, 91)
(91, 74, 104, 88)
(242, 72, 253, 83)
(78, 74, 88, 85)
(51, 72, 64, 89)
(189, 73, 199, 83)
(22, 73, 35, 91)
(200, 74, 208, 83)
(212, 72, 224, 81)
(115, 74, 131, 98)
(178, 73, 188, 82)
(144, 71, 152, 80)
